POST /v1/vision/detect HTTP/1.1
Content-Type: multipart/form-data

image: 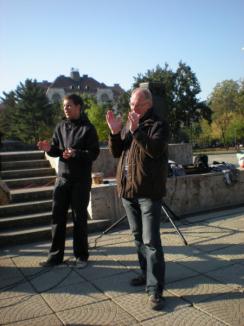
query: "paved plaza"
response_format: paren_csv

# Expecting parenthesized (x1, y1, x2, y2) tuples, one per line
(0, 205, 244, 325)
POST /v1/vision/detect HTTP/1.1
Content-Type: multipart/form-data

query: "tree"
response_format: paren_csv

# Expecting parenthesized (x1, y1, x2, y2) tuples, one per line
(236, 80, 244, 116)
(85, 97, 109, 143)
(0, 79, 61, 144)
(208, 80, 242, 146)
(116, 90, 131, 123)
(133, 62, 211, 142)
(0, 91, 18, 140)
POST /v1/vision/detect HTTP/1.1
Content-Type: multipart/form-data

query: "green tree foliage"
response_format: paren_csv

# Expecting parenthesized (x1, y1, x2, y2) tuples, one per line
(133, 62, 211, 142)
(84, 97, 109, 143)
(209, 80, 244, 145)
(116, 90, 131, 123)
(0, 79, 61, 144)
(236, 80, 244, 116)
(0, 91, 18, 140)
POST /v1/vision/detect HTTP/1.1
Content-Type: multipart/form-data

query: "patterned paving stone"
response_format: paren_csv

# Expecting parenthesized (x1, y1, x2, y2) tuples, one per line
(92, 270, 142, 298)
(193, 235, 241, 253)
(103, 242, 140, 271)
(163, 244, 207, 262)
(186, 207, 244, 225)
(161, 231, 196, 245)
(88, 231, 133, 248)
(0, 294, 53, 324)
(0, 258, 25, 288)
(175, 252, 230, 274)
(208, 215, 244, 231)
(41, 281, 108, 312)
(0, 280, 35, 300)
(113, 290, 189, 322)
(12, 255, 51, 277)
(175, 223, 232, 239)
(196, 229, 243, 246)
(140, 305, 226, 325)
(167, 274, 233, 304)
(209, 244, 244, 264)
(57, 299, 139, 325)
(75, 254, 128, 281)
(29, 266, 83, 293)
(3, 314, 63, 326)
(206, 263, 244, 290)
(165, 261, 198, 284)
(195, 291, 244, 326)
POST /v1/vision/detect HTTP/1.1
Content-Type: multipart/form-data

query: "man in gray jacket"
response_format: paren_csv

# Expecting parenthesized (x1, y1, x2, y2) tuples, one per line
(106, 88, 169, 310)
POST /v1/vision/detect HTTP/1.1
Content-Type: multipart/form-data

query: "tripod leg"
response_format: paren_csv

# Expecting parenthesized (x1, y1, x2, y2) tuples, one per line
(163, 203, 181, 220)
(162, 205, 188, 246)
(93, 214, 127, 248)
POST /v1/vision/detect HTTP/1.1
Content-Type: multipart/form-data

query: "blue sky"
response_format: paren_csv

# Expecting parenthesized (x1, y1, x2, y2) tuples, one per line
(0, 0, 243, 100)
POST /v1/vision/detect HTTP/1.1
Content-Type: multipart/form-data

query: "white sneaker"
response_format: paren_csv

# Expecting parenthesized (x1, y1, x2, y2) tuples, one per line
(75, 258, 88, 268)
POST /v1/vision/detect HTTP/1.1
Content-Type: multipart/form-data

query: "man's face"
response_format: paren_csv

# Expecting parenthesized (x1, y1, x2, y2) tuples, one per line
(129, 91, 150, 117)
(63, 99, 80, 120)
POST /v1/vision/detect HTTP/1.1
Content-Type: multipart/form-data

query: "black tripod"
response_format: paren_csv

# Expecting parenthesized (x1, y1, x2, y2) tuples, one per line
(93, 202, 188, 248)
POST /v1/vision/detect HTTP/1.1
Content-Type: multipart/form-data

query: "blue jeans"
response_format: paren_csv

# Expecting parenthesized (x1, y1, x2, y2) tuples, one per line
(122, 197, 165, 295)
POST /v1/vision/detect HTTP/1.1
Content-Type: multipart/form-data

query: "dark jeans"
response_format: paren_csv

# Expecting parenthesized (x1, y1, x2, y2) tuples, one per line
(48, 177, 91, 263)
(122, 197, 165, 295)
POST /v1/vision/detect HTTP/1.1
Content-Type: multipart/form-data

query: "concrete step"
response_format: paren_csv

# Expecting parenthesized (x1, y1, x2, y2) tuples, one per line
(1, 167, 56, 180)
(10, 186, 54, 203)
(0, 219, 110, 247)
(0, 151, 44, 162)
(1, 160, 50, 171)
(0, 200, 53, 218)
(4, 176, 56, 189)
(0, 210, 72, 230)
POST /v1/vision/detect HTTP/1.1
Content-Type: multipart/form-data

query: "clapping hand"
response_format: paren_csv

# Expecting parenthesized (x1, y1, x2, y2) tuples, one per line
(106, 110, 122, 134)
(128, 111, 140, 133)
(37, 140, 51, 152)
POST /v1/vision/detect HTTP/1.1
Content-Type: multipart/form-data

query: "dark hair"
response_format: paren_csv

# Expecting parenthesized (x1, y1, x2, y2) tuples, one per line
(63, 94, 84, 110)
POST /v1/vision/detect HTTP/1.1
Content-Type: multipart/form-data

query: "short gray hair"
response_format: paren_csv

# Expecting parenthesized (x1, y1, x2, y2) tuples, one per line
(131, 87, 153, 104)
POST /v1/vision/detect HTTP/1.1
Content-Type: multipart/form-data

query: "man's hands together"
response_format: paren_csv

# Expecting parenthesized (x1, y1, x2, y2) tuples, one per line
(37, 140, 76, 160)
(106, 110, 140, 134)
(62, 148, 76, 159)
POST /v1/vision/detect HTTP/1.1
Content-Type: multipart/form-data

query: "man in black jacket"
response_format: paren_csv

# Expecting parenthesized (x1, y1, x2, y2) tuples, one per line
(38, 94, 99, 268)
(106, 88, 169, 310)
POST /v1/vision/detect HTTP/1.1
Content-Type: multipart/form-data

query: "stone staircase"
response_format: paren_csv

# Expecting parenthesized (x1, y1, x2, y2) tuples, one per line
(0, 151, 109, 247)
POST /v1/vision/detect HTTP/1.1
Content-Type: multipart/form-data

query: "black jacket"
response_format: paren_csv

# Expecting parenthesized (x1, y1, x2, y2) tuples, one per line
(47, 113, 100, 183)
(109, 108, 169, 199)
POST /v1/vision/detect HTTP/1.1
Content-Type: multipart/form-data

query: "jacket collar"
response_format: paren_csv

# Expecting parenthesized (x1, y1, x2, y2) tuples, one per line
(139, 107, 154, 123)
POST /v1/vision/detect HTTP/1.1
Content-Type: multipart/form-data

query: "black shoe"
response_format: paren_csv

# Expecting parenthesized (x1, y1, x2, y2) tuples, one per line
(148, 293, 165, 311)
(130, 275, 146, 286)
(39, 259, 63, 267)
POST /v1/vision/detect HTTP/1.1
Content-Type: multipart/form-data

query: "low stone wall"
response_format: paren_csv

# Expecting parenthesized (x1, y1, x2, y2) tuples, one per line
(164, 169, 244, 215)
(45, 144, 192, 177)
(88, 169, 244, 220)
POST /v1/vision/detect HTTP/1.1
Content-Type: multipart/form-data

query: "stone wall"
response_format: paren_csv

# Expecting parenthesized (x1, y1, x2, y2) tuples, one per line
(88, 169, 244, 220)
(45, 144, 192, 177)
(164, 169, 244, 216)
